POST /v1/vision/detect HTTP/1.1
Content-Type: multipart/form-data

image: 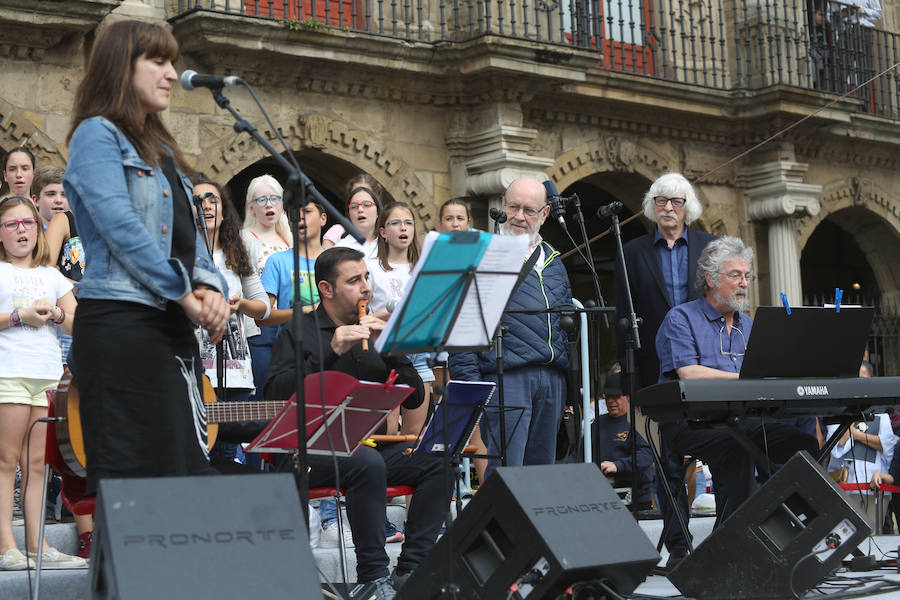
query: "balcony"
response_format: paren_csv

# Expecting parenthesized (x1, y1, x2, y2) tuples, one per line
(171, 0, 900, 120)
(0, 0, 121, 59)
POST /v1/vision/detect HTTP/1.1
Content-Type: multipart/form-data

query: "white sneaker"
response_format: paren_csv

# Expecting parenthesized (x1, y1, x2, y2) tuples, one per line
(0, 548, 33, 570)
(28, 547, 87, 569)
(319, 521, 354, 548)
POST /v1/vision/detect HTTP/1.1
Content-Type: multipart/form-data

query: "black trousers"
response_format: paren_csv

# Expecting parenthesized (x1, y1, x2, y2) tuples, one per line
(308, 443, 444, 582)
(661, 420, 819, 522)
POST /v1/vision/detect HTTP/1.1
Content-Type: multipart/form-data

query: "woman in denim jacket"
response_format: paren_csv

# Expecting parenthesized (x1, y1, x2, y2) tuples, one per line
(62, 20, 229, 494)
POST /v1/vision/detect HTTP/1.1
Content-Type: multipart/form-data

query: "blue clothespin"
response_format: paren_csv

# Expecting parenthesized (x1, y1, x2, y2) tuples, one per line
(780, 292, 791, 315)
(835, 288, 843, 313)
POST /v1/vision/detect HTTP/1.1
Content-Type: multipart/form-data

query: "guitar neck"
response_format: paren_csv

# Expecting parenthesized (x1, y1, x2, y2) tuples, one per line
(206, 401, 287, 424)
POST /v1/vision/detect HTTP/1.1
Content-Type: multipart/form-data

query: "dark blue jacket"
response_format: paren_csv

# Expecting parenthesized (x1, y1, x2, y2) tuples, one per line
(450, 240, 571, 380)
(592, 414, 655, 504)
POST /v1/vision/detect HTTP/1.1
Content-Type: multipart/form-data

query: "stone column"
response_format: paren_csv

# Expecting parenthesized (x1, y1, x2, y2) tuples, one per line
(741, 161, 822, 306)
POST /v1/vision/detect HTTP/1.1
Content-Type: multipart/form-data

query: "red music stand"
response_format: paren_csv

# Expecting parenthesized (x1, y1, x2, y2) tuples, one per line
(246, 370, 413, 456)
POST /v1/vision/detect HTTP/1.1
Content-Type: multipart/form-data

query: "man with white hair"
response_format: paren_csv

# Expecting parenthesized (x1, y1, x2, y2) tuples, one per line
(655, 237, 818, 522)
(450, 177, 572, 476)
(613, 172, 715, 566)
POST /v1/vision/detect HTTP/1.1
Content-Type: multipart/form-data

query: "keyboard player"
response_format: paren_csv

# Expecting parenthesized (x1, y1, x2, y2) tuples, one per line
(654, 236, 818, 523)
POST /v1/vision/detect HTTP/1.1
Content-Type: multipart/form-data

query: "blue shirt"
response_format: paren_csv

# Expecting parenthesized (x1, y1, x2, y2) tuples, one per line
(655, 296, 753, 382)
(260, 251, 317, 311)
(653, 229, 689, 306)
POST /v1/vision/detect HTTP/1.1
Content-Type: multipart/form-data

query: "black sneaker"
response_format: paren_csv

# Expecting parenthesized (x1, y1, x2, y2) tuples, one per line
(391, 568, 411, 591)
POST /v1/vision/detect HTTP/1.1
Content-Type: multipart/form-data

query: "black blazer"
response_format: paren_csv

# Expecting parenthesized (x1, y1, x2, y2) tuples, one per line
(614, 227, 717, 391)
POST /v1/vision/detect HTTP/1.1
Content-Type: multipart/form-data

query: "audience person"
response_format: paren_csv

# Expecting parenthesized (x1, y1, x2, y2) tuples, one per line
(592, 372, 655, 510)
(0, 195, 81, 569)
(265, 247, 444, 599)
(257, 200, 327, 329)
(241, 174, 291, 410)
(191, 176, 269, 467)
(323, 173, 383, 255)
(2, 148, 35, 198)
(367, 202, 433, 438)
(437, 198, 472, 232)
(31, 166, 69, 227)
(434, 198, 487, 484)
(450, 177, 571, 476)
(827, 411, 896, 526)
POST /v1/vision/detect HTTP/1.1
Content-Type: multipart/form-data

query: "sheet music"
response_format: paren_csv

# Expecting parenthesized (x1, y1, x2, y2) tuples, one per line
(375, 231, 529, 353)
(443, 234, 529, 348)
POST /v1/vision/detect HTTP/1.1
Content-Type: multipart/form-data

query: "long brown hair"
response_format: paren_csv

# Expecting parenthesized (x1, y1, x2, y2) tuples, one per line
(68, 21, 189, 170)
(0, 196, 51, 267)
(191, 176, 253, 277)
(376, 202, 420, 271)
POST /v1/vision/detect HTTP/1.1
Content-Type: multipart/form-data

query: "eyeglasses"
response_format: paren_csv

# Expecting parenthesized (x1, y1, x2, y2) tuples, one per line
(250, 195, 282, 206)
(385, 219, 415, 228)
(192, 192, 219, 205)
(1, 218, 38, 232)
(653, 196, 686, 208)
(349, 200, 376, 210)
(719, 324, 746, 358)
(504, 203, 544, 218)
(723, 271, 755, 283)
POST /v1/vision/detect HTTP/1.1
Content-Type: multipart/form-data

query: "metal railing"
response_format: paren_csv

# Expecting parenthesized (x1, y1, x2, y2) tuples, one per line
(174, 0, 900, 118)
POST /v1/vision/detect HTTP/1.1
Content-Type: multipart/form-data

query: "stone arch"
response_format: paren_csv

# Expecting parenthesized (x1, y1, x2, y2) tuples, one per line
(797, 177, 900, 304)
(0, 98, 67, 168)
(544, 137, 730, 236)
(194, 112, 435, 226)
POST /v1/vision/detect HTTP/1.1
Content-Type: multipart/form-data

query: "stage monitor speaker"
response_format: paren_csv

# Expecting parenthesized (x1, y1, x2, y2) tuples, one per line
(669, 450, 871, 600)
(90, 473, 323, 600)
(397, 462, 660, 600)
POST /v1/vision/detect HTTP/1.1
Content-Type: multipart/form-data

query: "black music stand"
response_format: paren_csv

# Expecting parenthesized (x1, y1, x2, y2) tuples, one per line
(415, 380, 496, 456)
(377, 229, 531, 600)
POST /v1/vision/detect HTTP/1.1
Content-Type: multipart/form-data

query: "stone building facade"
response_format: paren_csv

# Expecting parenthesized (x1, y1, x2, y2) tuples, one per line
(4, 0, 900, 369)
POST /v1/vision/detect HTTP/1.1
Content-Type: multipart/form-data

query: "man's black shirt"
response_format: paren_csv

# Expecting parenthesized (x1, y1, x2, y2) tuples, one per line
(265, 304, 425, 429)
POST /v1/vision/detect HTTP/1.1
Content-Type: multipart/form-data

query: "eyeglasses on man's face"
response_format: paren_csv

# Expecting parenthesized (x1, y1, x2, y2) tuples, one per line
(653, 196, 686, 208)
(504, 203, 544, 218)
(723, 271, 755, 283)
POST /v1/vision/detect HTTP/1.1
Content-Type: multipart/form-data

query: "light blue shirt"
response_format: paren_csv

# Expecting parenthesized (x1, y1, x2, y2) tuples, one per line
(656, 296, 753, 381)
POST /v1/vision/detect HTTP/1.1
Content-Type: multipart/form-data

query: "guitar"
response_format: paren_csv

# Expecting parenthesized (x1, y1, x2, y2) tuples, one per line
(54, 369, 289, 474)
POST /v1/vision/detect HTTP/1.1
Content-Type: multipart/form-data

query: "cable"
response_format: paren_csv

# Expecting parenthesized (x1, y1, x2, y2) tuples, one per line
(237, 81, 301, 172)
(695, 60, 900, 185)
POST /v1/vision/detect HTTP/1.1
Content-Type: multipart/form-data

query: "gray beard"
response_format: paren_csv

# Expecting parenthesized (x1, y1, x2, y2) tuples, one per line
(715, 288, 749, 313)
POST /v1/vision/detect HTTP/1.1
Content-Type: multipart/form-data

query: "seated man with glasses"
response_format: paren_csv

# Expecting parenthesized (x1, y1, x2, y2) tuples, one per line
(655, 236, 817, 523)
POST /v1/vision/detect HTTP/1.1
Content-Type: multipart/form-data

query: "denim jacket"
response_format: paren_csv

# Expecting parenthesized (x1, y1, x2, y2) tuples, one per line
(63, 116, 226, 308)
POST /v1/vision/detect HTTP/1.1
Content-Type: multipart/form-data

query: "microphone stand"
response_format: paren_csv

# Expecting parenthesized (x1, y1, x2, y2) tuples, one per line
(570, 194, 610, 329)
(608, 208, 643, 518)
(192, 197, 227, 400)
(208, 85, 364, 531)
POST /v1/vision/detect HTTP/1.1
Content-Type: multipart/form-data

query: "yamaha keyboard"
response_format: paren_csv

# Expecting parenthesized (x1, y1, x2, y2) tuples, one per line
(634, 377, 900, 422)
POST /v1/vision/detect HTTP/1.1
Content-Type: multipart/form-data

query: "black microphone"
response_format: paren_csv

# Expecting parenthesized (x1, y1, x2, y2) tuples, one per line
(597, 201, 624, 218)
(489, 208, 508, 224)
(179, 70, 242, 91)
(543, 180, 567, 231)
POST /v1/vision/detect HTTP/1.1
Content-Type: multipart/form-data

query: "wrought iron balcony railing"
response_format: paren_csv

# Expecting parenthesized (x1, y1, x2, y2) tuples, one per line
(174, 0, 900, 119)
